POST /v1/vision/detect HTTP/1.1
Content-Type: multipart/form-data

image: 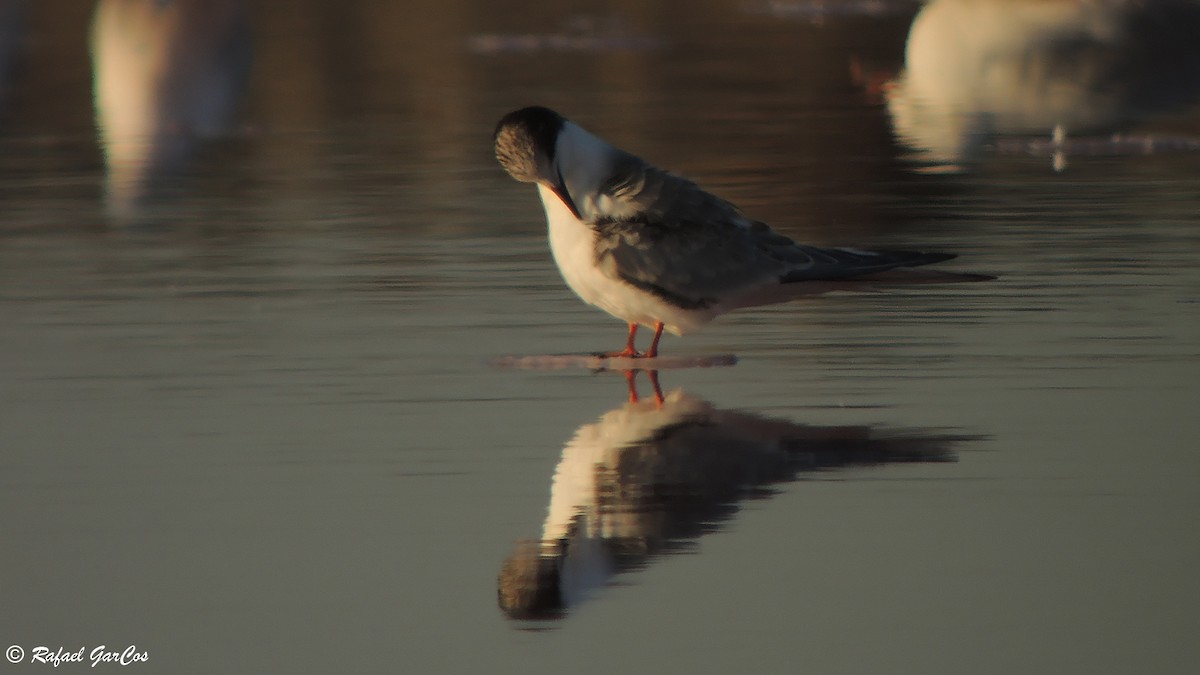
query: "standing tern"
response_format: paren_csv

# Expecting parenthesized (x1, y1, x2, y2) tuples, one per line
(494, 106, 987, 358)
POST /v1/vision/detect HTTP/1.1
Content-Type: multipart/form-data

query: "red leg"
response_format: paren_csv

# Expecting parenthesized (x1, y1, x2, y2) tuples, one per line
(646, 322, 664, 358)
(602, 323, 640, 358)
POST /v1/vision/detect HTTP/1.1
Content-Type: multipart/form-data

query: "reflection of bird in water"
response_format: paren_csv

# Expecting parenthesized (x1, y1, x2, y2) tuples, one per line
(886, 0, 1200, 171)
(497, 388, 968, 620)
(91, 0, 252, 218)
(494, 106, 987, 359)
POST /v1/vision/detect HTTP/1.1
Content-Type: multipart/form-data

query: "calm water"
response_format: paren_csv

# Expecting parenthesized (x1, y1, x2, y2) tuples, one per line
(2, 1, 1199, 673)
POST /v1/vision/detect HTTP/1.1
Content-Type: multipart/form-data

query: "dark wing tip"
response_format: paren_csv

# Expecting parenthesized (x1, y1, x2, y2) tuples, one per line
(779, 247, 973, 283)
(892, 253, 999, 280)
(907, 251, 956, 266)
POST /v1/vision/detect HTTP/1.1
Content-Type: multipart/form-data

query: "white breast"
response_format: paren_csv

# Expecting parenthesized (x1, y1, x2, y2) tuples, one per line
(537, 184, 713, 335)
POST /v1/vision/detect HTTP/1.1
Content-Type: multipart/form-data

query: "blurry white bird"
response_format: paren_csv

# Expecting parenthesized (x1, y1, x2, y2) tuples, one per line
(494, 106, 986, 357)
(886, 0, 1200, 169)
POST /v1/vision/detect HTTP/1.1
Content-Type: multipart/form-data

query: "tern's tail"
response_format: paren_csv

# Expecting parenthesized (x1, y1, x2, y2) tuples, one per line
(780, 247, 994, 284)
(731, 247, 993, 309)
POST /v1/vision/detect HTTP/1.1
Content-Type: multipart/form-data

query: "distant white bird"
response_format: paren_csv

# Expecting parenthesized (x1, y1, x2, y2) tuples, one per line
(886, 0, 1200, 170)
(494, 106, 986, 357)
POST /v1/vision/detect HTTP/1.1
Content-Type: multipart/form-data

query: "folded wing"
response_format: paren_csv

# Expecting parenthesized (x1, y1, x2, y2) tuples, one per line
(589, 161, 960, 308)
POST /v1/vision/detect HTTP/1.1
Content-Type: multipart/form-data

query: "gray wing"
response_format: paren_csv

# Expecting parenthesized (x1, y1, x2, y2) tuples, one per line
(590, 156, 952, 307)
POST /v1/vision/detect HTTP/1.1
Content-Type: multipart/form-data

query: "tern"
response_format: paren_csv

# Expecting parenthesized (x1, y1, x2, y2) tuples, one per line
(494, 106, 986, 358)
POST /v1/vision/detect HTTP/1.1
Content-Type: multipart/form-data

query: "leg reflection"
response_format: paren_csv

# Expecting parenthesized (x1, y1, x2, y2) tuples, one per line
(621, 369, 663, 405)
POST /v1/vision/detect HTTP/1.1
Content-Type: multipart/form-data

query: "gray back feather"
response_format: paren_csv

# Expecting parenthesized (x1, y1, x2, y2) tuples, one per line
(586, 152, 957, 308)
(588, 155, 814, 306)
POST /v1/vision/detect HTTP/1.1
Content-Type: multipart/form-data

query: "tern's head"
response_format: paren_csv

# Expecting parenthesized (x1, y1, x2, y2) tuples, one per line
(495, 106, 623, 220)
(494, 106, 566, 184)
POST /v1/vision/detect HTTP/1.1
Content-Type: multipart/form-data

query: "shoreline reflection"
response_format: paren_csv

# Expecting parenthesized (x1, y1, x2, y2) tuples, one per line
(499, 379, 972, 621)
